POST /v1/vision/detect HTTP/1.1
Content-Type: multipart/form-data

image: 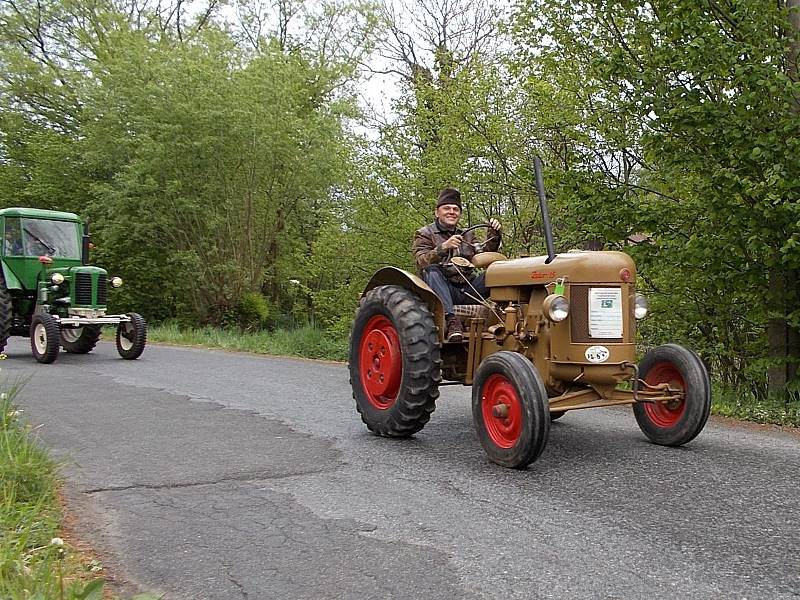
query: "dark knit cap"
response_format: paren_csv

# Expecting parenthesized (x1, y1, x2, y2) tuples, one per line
(436, 187, 462, 209)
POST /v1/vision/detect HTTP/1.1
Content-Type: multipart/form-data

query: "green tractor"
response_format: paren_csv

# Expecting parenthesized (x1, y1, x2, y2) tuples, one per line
(0, 208, 146, 364)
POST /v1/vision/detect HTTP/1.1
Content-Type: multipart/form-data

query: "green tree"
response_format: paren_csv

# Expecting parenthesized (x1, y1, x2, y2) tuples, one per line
(0, 0, 366, 325)
(511, 0, 800, 398)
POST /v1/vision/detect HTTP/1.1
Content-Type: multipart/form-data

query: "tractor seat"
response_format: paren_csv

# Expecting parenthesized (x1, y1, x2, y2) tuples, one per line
(453, 304, 493, 323)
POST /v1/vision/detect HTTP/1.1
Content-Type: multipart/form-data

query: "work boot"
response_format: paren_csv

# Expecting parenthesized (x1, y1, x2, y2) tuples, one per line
(445, 315, 464, 343)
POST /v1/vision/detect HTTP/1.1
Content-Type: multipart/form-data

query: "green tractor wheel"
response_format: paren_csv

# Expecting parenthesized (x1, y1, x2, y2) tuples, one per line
(116, 313, 147, 360)
(30, 314, 60, 364)
(0, 279, 11, 353)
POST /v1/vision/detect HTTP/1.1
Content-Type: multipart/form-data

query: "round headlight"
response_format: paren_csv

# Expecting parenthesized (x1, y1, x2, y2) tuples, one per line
(50, 272, 64, 285)
(634, 294, 648, 319)
(543, 294, 570, 322)
(110, 276, 123, 288)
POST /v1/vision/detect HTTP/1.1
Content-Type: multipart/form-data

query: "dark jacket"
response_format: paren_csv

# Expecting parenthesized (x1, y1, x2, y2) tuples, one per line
(412, 220, 502, 283)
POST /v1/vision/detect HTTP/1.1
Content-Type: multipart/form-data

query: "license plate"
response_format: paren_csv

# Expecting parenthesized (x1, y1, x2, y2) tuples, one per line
(588, 288, 622, 338)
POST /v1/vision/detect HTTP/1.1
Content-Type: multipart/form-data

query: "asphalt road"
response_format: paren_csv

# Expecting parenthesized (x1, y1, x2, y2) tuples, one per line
(5, 337, 800, 599)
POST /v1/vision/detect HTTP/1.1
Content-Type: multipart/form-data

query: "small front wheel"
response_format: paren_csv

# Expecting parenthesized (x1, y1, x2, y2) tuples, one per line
(472, 351, 550, 469)
(633, 344, 711, 446)
(30, 314, 61, 364)
(116, 313, 147, 360)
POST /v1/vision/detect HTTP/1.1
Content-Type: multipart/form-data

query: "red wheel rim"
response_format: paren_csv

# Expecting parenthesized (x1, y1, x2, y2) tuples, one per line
(644, 361, 686, 428)
(359, 315, 403, 409)
(481, 374, 523, 449)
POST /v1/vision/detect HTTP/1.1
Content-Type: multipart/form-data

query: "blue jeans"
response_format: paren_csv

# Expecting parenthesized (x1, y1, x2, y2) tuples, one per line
(421, 265, 488, 317)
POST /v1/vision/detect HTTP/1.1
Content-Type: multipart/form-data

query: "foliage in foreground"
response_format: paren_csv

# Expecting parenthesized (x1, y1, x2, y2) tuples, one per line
(1, 384, 92, 598)
(0, 385, 158, 599)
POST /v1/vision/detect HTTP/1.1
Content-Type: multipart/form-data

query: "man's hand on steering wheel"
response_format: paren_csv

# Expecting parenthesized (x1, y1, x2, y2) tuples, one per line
(440, 219, 500, 255)
(441, 235, 463, 250)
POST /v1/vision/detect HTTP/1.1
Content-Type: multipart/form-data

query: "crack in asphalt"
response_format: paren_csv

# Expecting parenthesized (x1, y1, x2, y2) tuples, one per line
(81, 468, 335, 495)
(220, 561, 249, 600)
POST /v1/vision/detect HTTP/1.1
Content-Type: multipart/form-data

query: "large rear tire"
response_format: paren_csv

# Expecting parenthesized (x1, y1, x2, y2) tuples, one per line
(349, 285, 441, 437)
(61, 326, 101, 353)
(472, 351, 550, 469)
(633, 344, 711, 446)
(0, 279, 10, 353)
(30, 314, 60, 364)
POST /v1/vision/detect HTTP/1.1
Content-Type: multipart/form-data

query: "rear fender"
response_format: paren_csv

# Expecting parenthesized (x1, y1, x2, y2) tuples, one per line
(362, 267, 445, 342)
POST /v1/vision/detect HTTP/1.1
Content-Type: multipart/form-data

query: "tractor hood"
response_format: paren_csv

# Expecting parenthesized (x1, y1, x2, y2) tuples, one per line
(44, 264, 107, 280)
(67, 265, 106, 276)
(485, 250, 636, 287)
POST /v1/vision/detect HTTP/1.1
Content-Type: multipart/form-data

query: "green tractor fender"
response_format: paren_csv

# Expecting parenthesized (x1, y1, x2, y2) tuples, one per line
(361, 266, 445, 341)
(1, 262, 22, 291)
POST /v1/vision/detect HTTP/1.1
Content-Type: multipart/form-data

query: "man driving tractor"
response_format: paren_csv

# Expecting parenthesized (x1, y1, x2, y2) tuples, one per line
(412, 187, 502, 342)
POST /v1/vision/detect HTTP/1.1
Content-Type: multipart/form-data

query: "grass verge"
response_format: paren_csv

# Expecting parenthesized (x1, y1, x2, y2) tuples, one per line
(148, 322, 348, 362)
(0, 384, 101, 599)
(1, 384, 158, 599)
(712, 388, 800, 427)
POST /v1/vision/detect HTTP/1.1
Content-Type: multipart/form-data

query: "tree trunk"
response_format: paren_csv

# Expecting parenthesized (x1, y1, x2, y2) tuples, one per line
(790, 267, 800, 390)
(769, 1, 800, 401)
(768, 268, 788, 399)
(767, 267, 800, 400)
(789, 0, 800, 79)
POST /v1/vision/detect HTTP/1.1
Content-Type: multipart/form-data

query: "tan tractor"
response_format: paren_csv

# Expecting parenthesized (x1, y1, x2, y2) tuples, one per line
(349, 160, 711, 468)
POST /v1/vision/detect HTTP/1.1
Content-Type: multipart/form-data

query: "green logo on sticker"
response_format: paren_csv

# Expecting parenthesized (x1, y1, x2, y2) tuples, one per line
(601, 300, 613, 308)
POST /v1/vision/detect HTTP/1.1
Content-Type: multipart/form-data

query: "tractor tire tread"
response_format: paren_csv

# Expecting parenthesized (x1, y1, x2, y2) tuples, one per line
(116, 313, 147, 360)
(350, 285, 441, 438)
(0, 279, 11, 353)
(61, 326, 102, 353)
(633, 344, 711, 446)
(30, 314, 60, 364)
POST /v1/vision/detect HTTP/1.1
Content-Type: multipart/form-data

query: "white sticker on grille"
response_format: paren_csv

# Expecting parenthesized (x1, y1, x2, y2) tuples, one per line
(585, 346, 610, 363)
(588, 288, 623, 338)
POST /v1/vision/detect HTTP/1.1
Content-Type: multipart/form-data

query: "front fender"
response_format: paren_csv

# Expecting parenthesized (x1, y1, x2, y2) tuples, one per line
(362, 267, 445, 341)
(1, 262, 21, 290)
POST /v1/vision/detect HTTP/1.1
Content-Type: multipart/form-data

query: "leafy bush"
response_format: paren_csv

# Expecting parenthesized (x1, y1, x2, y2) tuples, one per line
(713, 387, 800, 427)
(235, 292, 272, 331)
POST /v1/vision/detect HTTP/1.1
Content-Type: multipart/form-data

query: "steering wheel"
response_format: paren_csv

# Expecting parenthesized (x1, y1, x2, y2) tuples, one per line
(445, 223, 498, 268)
(463, 222, 500, 253)
(460, 223, 491, 235)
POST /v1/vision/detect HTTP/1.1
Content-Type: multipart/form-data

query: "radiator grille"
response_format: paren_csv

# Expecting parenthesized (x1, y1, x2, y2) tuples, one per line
(570, 285, 624, 343)
(97, 274, 107, 305)
(75, 272, 92, 305)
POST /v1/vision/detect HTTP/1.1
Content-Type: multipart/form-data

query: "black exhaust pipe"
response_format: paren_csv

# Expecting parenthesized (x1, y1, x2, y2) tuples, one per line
(82, 219, 90, 265)
(533, 156, 556, 264)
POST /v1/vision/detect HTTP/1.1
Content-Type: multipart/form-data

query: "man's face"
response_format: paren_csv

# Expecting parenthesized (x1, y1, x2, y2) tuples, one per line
(436, 204, 461, 228)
